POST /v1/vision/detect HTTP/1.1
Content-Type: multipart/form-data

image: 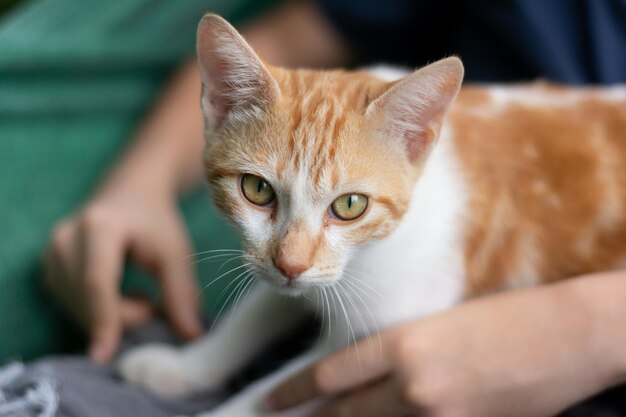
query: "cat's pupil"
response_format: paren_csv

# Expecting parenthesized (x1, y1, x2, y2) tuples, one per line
(348, 195, 354, 209)
(257, 180, 264, 193)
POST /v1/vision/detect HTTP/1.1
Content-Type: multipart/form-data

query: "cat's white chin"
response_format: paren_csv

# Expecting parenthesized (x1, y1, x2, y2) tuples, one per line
(272, 281, 311, 297)
(253, 267, 339, 297)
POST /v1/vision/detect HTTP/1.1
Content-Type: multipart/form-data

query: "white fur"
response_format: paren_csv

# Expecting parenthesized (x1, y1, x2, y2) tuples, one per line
(488, 84, 626, 107)
(329, 128, 467, 338)
(365, 65, 408, 82)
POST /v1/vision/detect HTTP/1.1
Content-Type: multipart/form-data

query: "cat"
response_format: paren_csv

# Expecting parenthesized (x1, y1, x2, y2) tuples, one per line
(118, 14, 626, 417)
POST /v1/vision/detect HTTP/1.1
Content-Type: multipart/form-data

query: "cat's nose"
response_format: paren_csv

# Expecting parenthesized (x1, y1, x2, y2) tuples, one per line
(273, 257, 309, 281)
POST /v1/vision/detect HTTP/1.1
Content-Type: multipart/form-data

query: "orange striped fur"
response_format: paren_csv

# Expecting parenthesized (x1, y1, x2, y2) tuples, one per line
(452, 84, 626, 295)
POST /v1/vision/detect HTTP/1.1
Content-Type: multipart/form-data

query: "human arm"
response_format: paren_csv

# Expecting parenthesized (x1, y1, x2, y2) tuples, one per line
(266, 270, 626, 417)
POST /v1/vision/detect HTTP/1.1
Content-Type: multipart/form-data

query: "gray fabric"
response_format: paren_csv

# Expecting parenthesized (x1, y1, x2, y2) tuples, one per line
(0, 321, 226, 417)
(2, 319, 626, 417)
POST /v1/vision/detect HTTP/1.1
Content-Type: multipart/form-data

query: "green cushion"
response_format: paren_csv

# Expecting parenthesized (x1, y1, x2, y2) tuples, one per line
(0, 0, 276, 362)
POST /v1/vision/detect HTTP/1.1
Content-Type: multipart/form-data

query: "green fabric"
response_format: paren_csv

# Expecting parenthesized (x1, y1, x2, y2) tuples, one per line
(0, 0, 276, 362)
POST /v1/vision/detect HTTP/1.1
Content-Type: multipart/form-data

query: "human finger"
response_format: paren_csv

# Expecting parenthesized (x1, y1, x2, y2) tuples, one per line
(310, 377, 410, 417)
(266, 336, 395, 411)
(152, 226, 202, 339)
(81, 220, 125, 362)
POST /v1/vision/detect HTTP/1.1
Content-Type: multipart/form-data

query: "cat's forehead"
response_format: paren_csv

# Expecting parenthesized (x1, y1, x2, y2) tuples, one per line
(264, 68, 389, 195)
(271, 68, 386, 113)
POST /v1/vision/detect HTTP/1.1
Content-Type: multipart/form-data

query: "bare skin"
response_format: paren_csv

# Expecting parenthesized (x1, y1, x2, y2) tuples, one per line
(267, 271, 626, 417)
(43, 1, 350, 363)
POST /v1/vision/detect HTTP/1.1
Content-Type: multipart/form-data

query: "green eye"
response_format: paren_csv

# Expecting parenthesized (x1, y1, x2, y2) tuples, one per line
(331, 194, 368, 220)
(241, 174, 275, 206)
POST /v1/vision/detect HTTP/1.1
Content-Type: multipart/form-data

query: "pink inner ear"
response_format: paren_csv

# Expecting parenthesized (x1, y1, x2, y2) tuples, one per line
(370, 57, 464, 163)
(203, 59, 232, 128)
(197, 15, 279, 130)
(405, 127, 436, 162)
(395, 97, 448, 163)
(198, 24, 245, 128)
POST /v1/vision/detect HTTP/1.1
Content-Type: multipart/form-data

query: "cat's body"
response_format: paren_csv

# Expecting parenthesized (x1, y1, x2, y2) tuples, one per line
(118, 15, 626, 417)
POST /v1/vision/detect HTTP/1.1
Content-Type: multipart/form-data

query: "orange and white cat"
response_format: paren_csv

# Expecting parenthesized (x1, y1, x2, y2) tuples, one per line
(118, 14, 626, 417)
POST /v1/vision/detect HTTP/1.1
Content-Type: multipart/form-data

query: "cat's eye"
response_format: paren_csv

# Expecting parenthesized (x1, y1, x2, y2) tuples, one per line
(241, 174, 275, 206)
(330, 194, 368, 221)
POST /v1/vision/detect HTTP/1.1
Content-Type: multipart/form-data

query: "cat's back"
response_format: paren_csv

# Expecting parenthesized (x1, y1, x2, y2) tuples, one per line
(446, 83, 626, 295)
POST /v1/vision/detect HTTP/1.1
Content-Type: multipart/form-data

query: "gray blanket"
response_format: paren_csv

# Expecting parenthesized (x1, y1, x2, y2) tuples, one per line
(0, 320, 225, 417)
(1, 320, 626, 417)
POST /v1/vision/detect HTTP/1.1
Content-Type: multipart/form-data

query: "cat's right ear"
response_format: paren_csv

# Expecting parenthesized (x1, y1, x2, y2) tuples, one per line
(196, 14, 280, 130)
(366, 57, 464, 164)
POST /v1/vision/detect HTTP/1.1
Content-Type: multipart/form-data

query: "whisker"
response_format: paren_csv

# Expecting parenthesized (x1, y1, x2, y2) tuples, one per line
(344, 273, 387, 302)
(213, 267, 251, 305)
(323, 287, 332, 342)
(156, 250, 243, 304)
(196, 262, 251, 300)
(337, 280, 372, 356)
(212, 255, 247, 279)
(165, 249, 244, 278)
(311, 289, 320, 323)
(315, 289, 325, 340)
(192, 248, 244, 254)
(227, 274, 255, 334)
(240, 275, 257, 305)
(343, 275, 380, 303)
(230, 274, 255, 322)
(344, 268, 387, 299)
(187, 248, 243, 261)
(192, 253, 245, 267)
(209, 269, 251, 336)
(342, 278, 383, 358)
(332, 286, 361, 371)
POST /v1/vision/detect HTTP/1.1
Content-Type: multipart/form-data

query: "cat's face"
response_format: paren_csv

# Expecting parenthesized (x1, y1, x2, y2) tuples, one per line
(197, 15, 463, 296)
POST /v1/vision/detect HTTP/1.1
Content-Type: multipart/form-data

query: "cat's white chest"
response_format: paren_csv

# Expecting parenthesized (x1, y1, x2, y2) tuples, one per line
(319, 131, 468, 343)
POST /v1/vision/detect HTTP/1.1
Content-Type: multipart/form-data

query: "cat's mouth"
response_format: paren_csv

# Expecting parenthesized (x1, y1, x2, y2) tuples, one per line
(275, 279, 307, 296)
(259, 270, 326, 297)
(268, 272, 341, 298)
(246, 256, 337, 296)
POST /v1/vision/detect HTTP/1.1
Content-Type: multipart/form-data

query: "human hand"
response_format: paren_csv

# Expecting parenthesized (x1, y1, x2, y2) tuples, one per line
(44, 177, 202, 363)
(266, 278, 625, 417)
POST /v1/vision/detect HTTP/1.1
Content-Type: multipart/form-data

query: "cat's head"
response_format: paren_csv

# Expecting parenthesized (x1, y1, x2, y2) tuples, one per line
(197, 15, 463, 296)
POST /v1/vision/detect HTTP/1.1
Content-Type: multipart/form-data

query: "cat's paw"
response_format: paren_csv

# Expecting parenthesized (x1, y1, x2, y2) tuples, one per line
(117, 344, 192, 398)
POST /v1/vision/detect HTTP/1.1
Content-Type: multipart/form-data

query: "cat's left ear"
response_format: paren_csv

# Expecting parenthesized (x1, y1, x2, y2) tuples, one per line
(366, 57, 464, 163)
(196, 14, 280, 130)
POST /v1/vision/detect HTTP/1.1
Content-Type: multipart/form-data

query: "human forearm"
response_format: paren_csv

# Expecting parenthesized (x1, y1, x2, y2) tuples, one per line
(560, 270, 626, 389)
(241, 1, 351, 68)
(267, 270, 626, 417)
(433, 270, 626, 416)
(99, 59, 205, 200)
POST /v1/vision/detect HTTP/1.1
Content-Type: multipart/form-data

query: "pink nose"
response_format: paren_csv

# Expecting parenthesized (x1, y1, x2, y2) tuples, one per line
(273, 258, 309, 281)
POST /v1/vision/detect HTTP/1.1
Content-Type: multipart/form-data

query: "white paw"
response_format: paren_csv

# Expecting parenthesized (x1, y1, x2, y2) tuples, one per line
(117, 344, 192, 398)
